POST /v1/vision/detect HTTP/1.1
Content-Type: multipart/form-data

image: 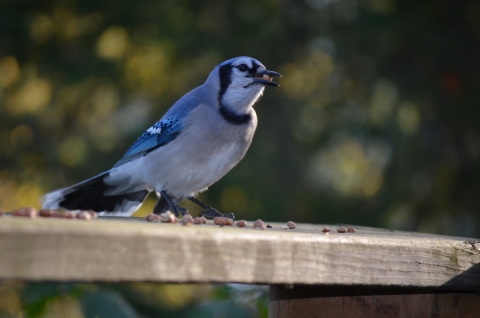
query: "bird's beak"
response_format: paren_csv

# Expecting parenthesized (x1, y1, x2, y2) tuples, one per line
(252, 69, 282, 87)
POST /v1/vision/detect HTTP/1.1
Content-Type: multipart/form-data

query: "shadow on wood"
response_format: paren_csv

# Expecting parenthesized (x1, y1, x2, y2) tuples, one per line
(441, 261, 480, 291)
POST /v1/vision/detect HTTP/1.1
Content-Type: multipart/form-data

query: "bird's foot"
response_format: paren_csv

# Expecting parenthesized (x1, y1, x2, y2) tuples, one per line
(175, 206, 189, 217)
(188, 196, 235, 220)
(199, 208, 235, 220)
(166, 205, 188, 218)
(156, 190, 189, 217)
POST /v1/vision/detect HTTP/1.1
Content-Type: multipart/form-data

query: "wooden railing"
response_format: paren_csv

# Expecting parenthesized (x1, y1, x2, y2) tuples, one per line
(1, 216, 479, 317)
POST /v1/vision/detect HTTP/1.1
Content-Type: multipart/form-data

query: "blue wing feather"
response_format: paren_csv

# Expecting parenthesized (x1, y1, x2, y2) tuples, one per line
(114, 118, 181, 167)
(113, 89, 202, 168)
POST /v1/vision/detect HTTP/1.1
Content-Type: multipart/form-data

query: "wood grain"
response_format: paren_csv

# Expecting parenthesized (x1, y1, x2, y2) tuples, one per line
(269, 285, 480, 318)
(0, 216, 479, 290)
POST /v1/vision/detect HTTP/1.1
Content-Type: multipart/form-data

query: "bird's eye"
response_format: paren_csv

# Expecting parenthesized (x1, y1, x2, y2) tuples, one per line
(237, 64, 248, 72)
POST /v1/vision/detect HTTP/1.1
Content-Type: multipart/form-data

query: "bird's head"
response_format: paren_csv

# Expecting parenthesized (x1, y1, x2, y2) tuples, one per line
(211, 56, 282, 114)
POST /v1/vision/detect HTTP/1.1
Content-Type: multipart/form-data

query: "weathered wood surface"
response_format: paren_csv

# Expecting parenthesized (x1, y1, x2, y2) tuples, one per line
(0, 216, 479, 290)
(269, 285, 480, 318)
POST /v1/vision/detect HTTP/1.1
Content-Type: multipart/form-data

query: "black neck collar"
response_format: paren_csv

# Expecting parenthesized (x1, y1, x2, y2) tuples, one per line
(219, 105, 251, 125)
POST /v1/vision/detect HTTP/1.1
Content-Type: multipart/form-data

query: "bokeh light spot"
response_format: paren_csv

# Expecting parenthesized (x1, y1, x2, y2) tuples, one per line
(10, 125, 34, 150)
(6, 78, 51, 116)
(282, 51, 334, 101)
(220, 187, 247, 212)
(30, 15, 54, 44)
(369, 79, 398, 125)
(131, 284, 213, 309)
(0, 56, 20, 88)
(366, 0, 396, 14)
(308, 134, 390, 197)
(88, 123, 119, 153)
(125, 44, 170, 94)
(91, 85, 120, 114)
(387, 204, 415, 230)
(97, 26, 129, 60)
(397, 102, 420, 135)
(59, 136, 87, 167)
(0, 171, 43, 210)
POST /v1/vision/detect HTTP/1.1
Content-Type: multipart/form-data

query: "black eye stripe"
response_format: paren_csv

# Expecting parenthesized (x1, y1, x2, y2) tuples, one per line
(248, 66, 258, 74)
(234, 60, 263, 74)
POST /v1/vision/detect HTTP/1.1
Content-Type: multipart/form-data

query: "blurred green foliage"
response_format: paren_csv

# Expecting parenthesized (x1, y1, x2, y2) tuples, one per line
(0, 282, 268, 317)
(1, 0, 480, 316)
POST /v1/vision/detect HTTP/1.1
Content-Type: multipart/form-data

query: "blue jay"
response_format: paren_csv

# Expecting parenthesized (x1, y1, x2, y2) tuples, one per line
(41, 56, 281, 219)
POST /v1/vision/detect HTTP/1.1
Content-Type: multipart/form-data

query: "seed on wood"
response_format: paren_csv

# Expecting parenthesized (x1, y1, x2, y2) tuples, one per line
(54, 210, 77, 218)
(347, 227, 356, 233)
(213, 216, 224, 225)
(267, 224, 272, 228)
(159, 211, 177, 223)
(287, 221, 296, 229)
(182, 214, 193, 226)
(12, 207, 38, 218)
(214, 216, 233, 226)
(39, 209, 56, 217)
(253, 219, 266, 230)
(337, 226, 347, 233)
(236, 220, 247, 227)
(77, 211, 92, 220)
(87, 210, 98, 219)
(322, 227, 330, 233)
(146, 213, 161, 222)
(193, 217, 206, 224)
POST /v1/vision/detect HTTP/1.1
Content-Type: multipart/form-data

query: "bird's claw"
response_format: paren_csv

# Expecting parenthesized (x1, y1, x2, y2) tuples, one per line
(174, 206, 189, 217)
(199, 209, 235, 220)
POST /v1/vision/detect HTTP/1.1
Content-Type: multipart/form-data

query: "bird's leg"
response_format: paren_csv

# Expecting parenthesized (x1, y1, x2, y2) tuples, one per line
(188, 196, 235, 220)
(153, 197, 168, 215)
(154, 191, 188, 217)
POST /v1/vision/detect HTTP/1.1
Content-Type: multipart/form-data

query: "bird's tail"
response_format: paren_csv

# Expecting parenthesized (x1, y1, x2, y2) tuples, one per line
(41, 172, 150, 216)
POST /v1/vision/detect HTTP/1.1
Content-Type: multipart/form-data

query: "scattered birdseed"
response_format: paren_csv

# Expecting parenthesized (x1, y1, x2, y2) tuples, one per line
(12, 207, 37, 218)
(337, 226, 347, 233)
(55, 210, 77, 218)
(193, 217, 207, 224)
(236, 220, 247, 227)
(322, 227, 330, 233)
(286, 221, 296, 229)
(86, 210, 98, 219)
(146, 213, 161, 222)
(347, 227, 356, 233)
(214, 216, 234, 226)
(182, 214, 193, 226)
(253, 219, 266, 230)
(159, 211, 177, 223)
(39, 209, 56, 217)
(77, 211, 92, 220)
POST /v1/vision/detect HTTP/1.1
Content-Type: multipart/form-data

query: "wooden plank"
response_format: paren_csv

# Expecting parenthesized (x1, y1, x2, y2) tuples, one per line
(0, 217, 479, 289)
(269, 285, 480, 318)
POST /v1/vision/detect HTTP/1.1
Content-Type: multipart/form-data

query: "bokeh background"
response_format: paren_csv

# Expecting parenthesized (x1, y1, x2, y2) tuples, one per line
(1, 0, 480, 316)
